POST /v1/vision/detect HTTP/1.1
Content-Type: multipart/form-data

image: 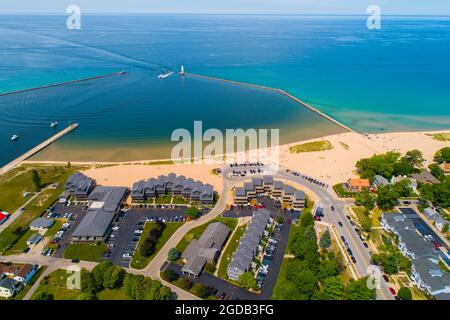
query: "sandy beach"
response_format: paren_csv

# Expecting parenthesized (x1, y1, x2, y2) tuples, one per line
(23, 130, 450, 192)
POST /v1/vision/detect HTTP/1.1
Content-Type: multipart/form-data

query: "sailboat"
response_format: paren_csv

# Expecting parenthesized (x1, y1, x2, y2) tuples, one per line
(50, 121, 58, 128)
(11, 134, 19, 141)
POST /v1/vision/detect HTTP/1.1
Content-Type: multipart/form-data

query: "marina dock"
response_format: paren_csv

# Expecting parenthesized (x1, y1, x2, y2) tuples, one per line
(0, 123, 79, 174)
(184, 72, 354, 132)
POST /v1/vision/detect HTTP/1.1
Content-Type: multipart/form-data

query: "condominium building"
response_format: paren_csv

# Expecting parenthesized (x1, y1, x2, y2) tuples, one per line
(131, 173, 214, 205)
(233, 176, 306, 210)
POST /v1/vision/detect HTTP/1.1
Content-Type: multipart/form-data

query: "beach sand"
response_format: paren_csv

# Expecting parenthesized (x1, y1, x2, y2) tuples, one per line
(25, 130, 450, 191)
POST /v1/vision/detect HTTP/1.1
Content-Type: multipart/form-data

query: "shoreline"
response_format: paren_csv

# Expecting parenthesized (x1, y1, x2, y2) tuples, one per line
(20, 129, 450, 167)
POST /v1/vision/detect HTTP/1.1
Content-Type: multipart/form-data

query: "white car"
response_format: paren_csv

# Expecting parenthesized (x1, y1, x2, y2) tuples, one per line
(122, 253, 132, 259)
(134, 230, 143, 234)
(112, 226, 120, 231)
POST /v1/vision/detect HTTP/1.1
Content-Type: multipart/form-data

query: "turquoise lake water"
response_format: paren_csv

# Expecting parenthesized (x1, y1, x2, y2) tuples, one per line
(0, 15, 449, 165)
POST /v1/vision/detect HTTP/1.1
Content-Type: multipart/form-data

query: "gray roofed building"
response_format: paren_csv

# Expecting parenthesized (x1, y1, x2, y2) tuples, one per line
(29, 217, 54, 231)
(0, 278, 21, 298)
(411, 171, 440, 185)
(72, 186, 128, 242)
(227, 209, 271, 280)
(181, 222, 230, 277)
(26, 233, 42, 246)
(381, 213, 450, 300)
(263, 175, 273, 185)
(64, 172, 96, 200)
(373, 175, 389, 188)
(131, 173, 214, 204)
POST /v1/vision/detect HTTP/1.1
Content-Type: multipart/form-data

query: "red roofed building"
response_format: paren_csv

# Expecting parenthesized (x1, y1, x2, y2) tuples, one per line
(0, 211, 8, 225)
(345, 178, 370, 193)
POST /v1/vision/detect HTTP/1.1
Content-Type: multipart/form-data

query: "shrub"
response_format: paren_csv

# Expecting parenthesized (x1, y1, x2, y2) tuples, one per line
(161, 269, 179, 282)
(167, 248, 180, 261)
(397, 287, 412, 300)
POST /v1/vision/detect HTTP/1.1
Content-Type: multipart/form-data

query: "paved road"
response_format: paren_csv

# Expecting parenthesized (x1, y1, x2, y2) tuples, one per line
(0, 189, 44, 234)
(221, 165, 393, 300)
(140, 178, 237, 300)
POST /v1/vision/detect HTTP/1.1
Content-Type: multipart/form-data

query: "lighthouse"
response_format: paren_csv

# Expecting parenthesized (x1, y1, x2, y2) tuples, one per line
(180, 65, 185, 76)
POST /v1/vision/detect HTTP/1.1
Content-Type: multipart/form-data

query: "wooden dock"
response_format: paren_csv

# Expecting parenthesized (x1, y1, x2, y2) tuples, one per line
(0, 123, 79, 174)
(184, 72, 354, 132)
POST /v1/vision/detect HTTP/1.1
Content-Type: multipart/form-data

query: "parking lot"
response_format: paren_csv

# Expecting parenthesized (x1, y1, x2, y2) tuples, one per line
(49, 203, 87, 258)
(398, 207, 448, 249)
(105, 208, 207, 267)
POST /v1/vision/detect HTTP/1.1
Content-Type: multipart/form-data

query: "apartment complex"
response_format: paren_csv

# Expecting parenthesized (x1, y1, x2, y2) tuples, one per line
(64, 172, 96, 200)
(227, 209, 272, 280)
(131, 173, 214, 205)
(181, 222, 231, 278)
(233, 176, 306, 210)
(72, 186, 128, 243)
(381, 213, 450, 300)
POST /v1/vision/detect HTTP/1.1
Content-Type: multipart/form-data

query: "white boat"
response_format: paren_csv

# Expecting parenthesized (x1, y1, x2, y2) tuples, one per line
(50, 121, 58, 127)
(158, 71, 174, 79)
(11, 134, 19, 141)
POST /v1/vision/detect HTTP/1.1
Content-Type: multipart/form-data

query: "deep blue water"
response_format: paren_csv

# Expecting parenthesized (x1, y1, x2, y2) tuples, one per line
(0, 14, 449, 164)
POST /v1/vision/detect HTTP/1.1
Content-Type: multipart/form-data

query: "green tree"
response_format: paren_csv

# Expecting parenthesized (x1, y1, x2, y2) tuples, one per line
(167, 248, 180, 261)
(376, 185, 399, 210)
(319, 229, 331, 249)
(429, 163, 445, 181)
(392, 179, 412, 197)
(355, 189, 376, 211)
(238, 272, 258, 290)
(318, 258, 339, 280)
(161, 269, 179, 282)
(322, 276, 345, 300)
(191, 283, 209, 298)
(397, 286, 412, 300)
(186, 206, 200, 219)
(34, 292, 54, 300)
(402, 149, 424, 168)
(443, 223, 449, 234)
(345, 278, 376, 300)
(434, 147, 450, 163)
(31, 169, 42, 191)
(360, 215, 373, 232)
(178, 278, 192, 290)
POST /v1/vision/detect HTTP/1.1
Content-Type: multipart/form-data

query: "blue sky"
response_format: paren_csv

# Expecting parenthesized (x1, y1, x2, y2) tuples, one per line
(1, 0, 449, 15)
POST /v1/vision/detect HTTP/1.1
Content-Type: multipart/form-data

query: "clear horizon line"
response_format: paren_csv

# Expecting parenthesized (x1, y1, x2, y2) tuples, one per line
(0, 12, 450, 17)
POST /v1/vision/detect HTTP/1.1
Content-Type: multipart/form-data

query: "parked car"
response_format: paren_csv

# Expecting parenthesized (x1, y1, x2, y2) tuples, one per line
(338, 221, 343, 227)
(363, 242, 369, 248)
(71, 259, 80, 263)
(383, 274, 390, 283)
(23, 247, 30, 254)
(351, 256, 356, 264)
(331, 206, 335, 211)
(389, 287, 396, 296)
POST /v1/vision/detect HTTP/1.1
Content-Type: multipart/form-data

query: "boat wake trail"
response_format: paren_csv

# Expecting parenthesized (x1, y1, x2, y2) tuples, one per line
(0, 27, 172, 73)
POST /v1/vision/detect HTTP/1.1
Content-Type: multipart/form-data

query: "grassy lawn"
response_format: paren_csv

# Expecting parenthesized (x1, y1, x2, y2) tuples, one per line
(4, 229, 38, 255)
(351, 206, 381, 228)
(63, 243, 107, 262)
(271, 257, 291, 300)
(217, 223, 245, 279)
(97, 287, 128, 300)
(131, 222, 183, 269)
(0, 165, 78, 213)
(289, 140, 333, 153)
(155, 195, 172, 204)
(0, 166, 78, 254)
(176, 217, 237, 252)
(172, 196, 189, 205)
(426, 132, 450, 142)
(333, 183, 357, 198)
(31, 269, 80, 300)
(44, 219, 64, 238)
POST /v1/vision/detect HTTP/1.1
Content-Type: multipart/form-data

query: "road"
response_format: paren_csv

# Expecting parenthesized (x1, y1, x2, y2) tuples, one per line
(0, 189, 44, 234)
(219, 164, 392, 300)
(0, 163, 393, 300)
(140, 177, 238, 300)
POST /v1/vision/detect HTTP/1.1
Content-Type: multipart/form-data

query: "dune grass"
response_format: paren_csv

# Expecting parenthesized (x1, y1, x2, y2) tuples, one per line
(289, 140, 333, 153)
